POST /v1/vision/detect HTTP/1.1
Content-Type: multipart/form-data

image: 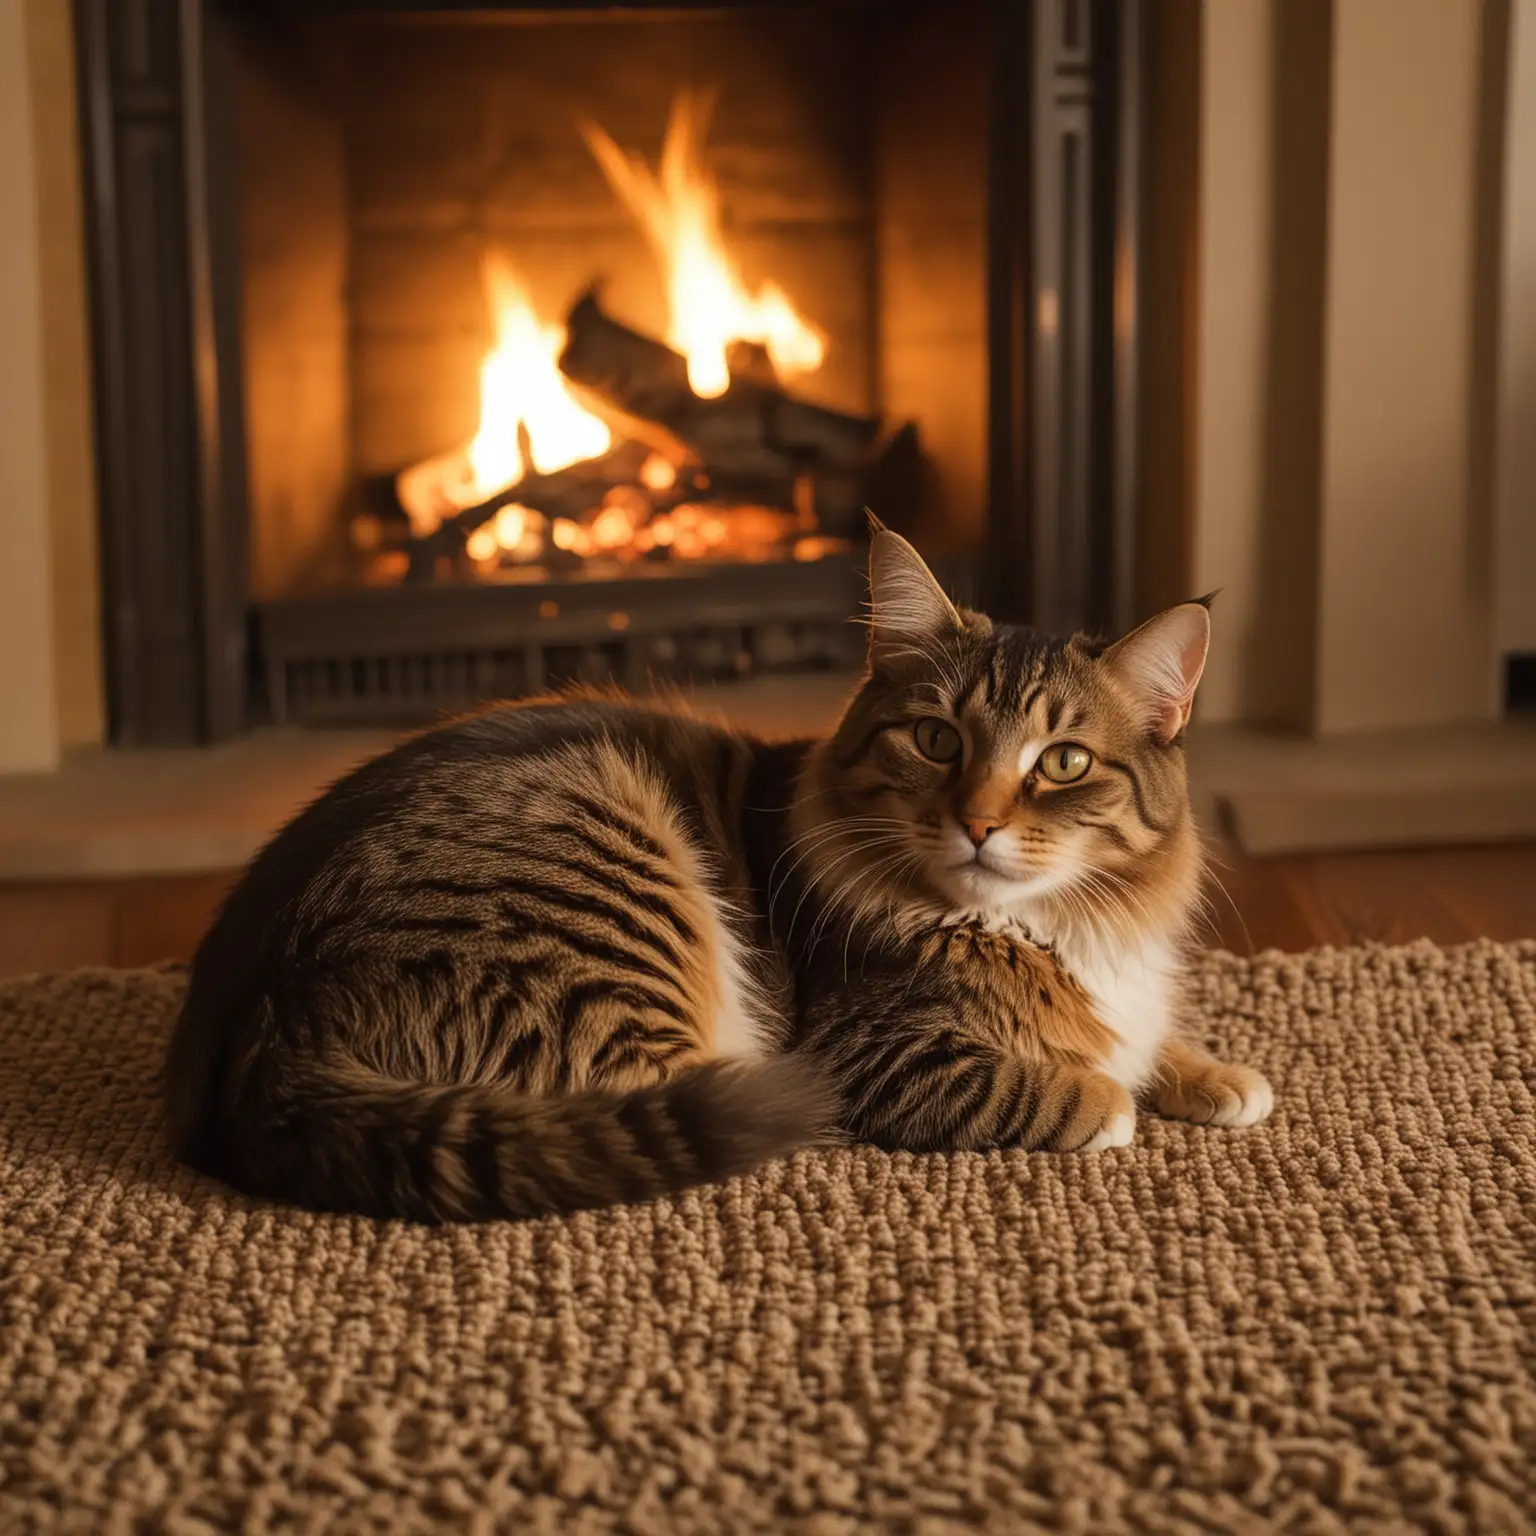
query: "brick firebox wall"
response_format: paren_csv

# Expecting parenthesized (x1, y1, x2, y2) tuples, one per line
(234, 6, 986, 596)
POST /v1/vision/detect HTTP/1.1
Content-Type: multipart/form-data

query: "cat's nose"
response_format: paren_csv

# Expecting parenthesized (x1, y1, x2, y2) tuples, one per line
(963, 815, 1003, 848)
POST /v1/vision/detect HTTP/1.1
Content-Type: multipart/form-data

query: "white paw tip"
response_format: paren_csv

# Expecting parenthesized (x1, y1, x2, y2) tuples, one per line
(1216, 1077, 1275, 1129)
(1083, 1111, 1136, 1152)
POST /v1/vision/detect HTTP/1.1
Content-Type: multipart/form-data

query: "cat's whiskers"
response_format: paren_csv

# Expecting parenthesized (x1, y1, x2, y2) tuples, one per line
(768, 816, 910, 894)
(784, 829, 912, 950)
(1193, 847, 1250, 954)
(1072, 862, 1157, 923)
(1048, 883, 1120, 952)
(839, 851, 924, 981)
(1056, 867, 1148, 947)
(768, 819, 913, 928)
(1085, 850, 1206, 950)
(812, 841, 921, 964)
(810, 842, 915, 966)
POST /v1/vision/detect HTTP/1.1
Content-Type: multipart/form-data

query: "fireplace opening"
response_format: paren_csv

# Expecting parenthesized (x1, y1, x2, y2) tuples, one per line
(376, 93, 879, 590)
(233, 4, 966, 722)
(76, 0, 1143, 743)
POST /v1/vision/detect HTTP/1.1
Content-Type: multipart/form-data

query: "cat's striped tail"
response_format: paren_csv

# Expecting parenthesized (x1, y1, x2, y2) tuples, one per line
(219, 1054, 840, 1223)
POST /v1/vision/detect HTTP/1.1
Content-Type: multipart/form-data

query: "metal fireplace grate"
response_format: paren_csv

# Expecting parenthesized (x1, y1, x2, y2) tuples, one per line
(255, 554, 865, 726)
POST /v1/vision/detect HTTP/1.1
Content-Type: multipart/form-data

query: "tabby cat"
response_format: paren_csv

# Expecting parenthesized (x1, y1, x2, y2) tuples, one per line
(165, 527, 1271, 1221)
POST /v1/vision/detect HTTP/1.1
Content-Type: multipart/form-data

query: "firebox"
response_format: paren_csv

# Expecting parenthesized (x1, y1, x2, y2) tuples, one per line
(76, 0, 1145, 744)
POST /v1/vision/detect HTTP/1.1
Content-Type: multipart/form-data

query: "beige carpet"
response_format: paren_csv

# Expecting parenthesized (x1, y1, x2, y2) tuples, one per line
(2, 944, 1535, 1533)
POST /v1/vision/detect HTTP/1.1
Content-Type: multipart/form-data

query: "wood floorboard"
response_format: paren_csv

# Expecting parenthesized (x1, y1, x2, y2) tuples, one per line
(0, 883, 114, 977)
(111, 873, 235, 971)
(1199, 846, 1317, 956)
(1301, 851, 1478, 948)
(1422, 845, 1536, 941)
(0, 846, 1532, 983)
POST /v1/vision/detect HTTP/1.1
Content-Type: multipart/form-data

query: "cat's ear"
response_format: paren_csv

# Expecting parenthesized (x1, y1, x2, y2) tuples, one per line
(866, 526, 961, 670)
(1103, 600, 1211, 744)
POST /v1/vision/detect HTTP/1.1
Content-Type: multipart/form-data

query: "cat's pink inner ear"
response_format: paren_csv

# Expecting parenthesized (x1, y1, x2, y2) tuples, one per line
(1105, 603, 1210, 744)
(867, 530, 961, 667)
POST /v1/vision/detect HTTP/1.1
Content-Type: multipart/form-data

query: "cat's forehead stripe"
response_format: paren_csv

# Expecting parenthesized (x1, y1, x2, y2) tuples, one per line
(962, 635, 1028, 714)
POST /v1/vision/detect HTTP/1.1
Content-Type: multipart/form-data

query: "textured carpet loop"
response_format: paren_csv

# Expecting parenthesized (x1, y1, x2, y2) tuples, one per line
(1, 941, 1535, 1532)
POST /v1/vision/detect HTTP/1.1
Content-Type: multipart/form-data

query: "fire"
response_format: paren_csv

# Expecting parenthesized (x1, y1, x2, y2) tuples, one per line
(583, 91, 826, 399)
(465, 255, 611, 497)
(386, 94, 850, 578)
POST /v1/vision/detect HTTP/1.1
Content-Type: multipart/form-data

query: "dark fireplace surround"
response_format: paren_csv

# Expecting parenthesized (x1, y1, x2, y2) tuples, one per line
(76, 0, 1145, 744)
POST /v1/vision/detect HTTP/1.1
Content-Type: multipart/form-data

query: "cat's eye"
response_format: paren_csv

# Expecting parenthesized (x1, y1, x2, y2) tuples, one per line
(913, 718, 963, 763)
(1037, 743, 1093, 783)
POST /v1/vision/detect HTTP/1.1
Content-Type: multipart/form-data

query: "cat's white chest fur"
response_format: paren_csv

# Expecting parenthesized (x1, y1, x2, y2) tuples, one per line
(1057, 934, 1178, 1089)
(951, 905, 1178, 1090)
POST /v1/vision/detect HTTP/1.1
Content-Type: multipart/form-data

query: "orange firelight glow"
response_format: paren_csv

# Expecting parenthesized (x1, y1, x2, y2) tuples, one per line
(464, 255, 612, 499)
(390, 93, 840, 572)
(583, 90, 826, 399)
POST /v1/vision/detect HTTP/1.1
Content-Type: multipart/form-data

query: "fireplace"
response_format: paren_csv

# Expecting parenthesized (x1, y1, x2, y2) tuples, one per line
(76, 0, 1144, 743)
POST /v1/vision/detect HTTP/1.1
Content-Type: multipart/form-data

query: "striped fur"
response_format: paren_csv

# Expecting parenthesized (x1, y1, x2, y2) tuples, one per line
(167, 701, 832, 1222)
(165, 537, 1270, 1223)
(773, 528, 1271, 1150)
(797, 919, 1135, 1153)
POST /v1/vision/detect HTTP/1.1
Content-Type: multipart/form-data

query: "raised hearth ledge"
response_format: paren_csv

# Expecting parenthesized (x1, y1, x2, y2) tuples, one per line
(1205, 719, 1536, 856)
(0, 676, 856, 879)
(2, 687, 1533, 879)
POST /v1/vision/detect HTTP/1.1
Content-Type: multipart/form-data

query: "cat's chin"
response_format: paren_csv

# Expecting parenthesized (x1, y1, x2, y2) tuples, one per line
(932, 859, 1066, 914)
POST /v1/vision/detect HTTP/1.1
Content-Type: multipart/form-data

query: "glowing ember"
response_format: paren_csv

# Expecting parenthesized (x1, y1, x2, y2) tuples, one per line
(640, 453, 677, 493)
(465, 255, 612, 497)
(550, 519, 582, 554)
(493, 504, 530, 550)
(590, 504, 637, 550)
(583, 91, 827, 399)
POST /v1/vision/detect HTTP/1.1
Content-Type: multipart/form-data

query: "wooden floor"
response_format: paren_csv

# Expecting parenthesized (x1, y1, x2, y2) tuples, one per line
(0, 843, 1532, 982)
(1199, 842, 1536, 954)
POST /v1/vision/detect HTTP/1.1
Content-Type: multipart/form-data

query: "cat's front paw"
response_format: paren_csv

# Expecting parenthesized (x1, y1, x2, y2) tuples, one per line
(1153, 1059, 1273, 1128)
(1081, 1106, 1137, 1152)
(1033, 1067, 1137, 1153)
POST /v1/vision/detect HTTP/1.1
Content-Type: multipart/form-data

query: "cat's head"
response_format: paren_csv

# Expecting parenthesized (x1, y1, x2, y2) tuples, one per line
(806, 528, 1209, 931)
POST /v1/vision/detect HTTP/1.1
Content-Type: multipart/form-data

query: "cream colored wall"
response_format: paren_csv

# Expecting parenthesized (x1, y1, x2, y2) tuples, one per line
(1189, 0, 1272, 723)
(1315, 0, 1496, 732)
(1179, 0, 1504, 731)
(0, 0, 103, 771)
(24, 0, 103, 749)
(1496, 0, 1536, 656)
(0, 0, 62, 771)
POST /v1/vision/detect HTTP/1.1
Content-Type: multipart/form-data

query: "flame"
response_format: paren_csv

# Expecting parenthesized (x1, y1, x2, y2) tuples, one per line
(584, 91, 827, 399)
(465, 255, 612, 497)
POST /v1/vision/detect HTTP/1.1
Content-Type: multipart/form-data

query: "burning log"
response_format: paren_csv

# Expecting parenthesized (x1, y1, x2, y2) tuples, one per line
(372, 86, 929, 588)
(429, 439, 654, 543)
(397, 442, 654, 581)
(418, 442, 807, 557)
(392, 441, 647, 581)
(389, 286, 904, 582)
(558, 290, 881, 477)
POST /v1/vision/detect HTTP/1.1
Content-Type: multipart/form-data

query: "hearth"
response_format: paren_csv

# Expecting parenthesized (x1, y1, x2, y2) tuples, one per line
(76, 0, 1145, 742)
